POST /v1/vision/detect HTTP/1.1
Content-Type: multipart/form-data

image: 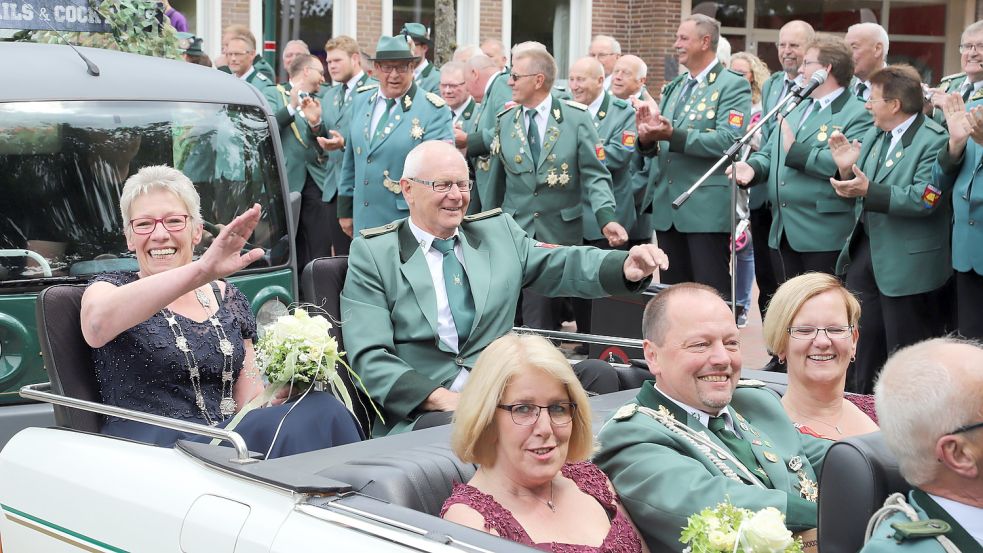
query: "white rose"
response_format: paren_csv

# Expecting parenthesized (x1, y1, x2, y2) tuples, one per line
(741, 507, 793, 553)
(708, 530, 737, 551)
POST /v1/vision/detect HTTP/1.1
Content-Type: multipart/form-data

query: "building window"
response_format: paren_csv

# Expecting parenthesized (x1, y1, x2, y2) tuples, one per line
(696, 0, 950, 84)
(275, 0, 333, 66)
(512, 0, 571, 79)
(393, 0, 436, 61)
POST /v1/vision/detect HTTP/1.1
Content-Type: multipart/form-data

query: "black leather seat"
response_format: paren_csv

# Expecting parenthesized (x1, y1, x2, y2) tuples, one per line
(818, 432, 909, 553)
(35, 284, 103, 433)
(300, 256, 376, 435)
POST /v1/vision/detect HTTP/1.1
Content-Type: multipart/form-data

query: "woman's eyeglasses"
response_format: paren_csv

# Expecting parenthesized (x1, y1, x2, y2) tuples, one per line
(787, 325, 854, 340)
(497, 402, 577, 425)
(129, 215, 190, 235)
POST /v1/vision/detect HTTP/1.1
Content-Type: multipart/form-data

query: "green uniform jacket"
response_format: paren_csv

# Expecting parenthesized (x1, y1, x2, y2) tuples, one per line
(930, 72, 969, 127)
(318, 73, 373, 202)
(836, 114, 952, 297)
(486, 96, 617, 245)
(415, 62, 441, 94)
(860, 490, 983, 553)
(752, 71, 795, 210)
(263, 83, 326, 194)
(338, 82, 454, 232)
(340, 210, 647, 436)
(582, 92, 638, 241)
(244, 67, 274, 91)
(595, 382, 829, 553)
(746, 89, 873, 252)
(467, 68, 512, 212)
(935, 91, 983, 276)
(455, 97, 479, 135)
(647, 63, 752, 233)
(217, 55, 275, 82)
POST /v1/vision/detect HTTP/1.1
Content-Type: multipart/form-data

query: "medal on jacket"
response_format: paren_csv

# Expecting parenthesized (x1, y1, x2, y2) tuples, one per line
(410, 118, 424, 140)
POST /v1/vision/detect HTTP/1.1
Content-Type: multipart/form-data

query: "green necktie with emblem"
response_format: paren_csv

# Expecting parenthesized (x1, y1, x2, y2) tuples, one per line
(372, 97, 397, 146)
(431, 237, 476, 345)
(674, 77, 697, 119)
(341, 83, 350, 107)
(873, 130, 892, 180)
(526, 109, 541, 165)
(708, 416, 772, 487)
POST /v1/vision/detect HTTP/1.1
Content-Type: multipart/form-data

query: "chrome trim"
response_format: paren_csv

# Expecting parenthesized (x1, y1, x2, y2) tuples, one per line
(0, 249, 52, 277)
(511, 327, 643, 349)
(296, 503, 496, 553)
(19, 382, 257, 464)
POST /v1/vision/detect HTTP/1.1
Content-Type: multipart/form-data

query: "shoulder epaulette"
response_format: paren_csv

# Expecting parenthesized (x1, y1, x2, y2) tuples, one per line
(939, 72, 965, 84)
(564, 99, 588, 111)
(356, 83, 379, 93)
(426, 91, 447, 107)
(726, 68, 745, 78)
(462, 207, 502, 222)
(923, 117, 947, 135)
(736, 379, 767, 388)
(553, 85, 568, 91)
(972, 88, 983, 102)
(610, 96, 629, 109)
(612, 403, 638, 421)
(256, 73, 270, 82)
(359, 222, 399, 238)
(497, 104, 520, 118)
(891, 520, 951, 542)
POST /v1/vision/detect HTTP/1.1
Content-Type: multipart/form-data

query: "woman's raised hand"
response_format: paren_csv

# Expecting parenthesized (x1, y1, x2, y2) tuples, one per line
(199, 204, 266, 280)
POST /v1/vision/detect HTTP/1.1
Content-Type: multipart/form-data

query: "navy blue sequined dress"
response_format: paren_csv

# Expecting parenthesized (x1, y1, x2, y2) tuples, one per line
(91, 272, 362, 458)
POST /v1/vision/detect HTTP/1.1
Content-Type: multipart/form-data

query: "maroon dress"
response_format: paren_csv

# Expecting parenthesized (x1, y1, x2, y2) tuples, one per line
(440, 461, 643, 553)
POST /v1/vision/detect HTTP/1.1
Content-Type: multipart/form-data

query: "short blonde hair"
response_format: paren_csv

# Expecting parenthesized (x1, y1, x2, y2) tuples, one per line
(730, 51, 770, 104)
(513, 49, 557, 89)
(119, 165, 202, 234)
(451, 334, 595, 467)
(762, 273, 861, 357)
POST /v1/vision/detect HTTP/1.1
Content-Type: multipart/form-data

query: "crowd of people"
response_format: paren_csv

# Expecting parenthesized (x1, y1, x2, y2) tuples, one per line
(83, 11, 983, 552)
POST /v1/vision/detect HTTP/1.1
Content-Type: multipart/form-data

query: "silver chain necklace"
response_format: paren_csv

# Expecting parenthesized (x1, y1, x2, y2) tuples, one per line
(161, 284, 236, 426)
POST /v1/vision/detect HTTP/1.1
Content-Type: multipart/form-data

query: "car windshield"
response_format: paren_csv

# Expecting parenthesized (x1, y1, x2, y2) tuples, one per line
(0, 101, 289, 286)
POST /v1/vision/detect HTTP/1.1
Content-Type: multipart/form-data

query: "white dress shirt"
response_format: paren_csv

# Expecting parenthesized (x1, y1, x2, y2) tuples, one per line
(452, 97, 473, 123)
(370, 90, 400, 137)
(655, 385, 743, 437)
(603, 74, 613, 90)
(587, 92, 605, 119)
(522, 94, 552, 146)
(927, 493, 983, 545)
(344, 71, 365, 104)
(885, 113, 918, 157)
(406, 219, 471, 390)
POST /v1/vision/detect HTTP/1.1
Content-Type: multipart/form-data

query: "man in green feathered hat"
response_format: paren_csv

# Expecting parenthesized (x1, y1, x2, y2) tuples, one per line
(401, 22, 441, 94)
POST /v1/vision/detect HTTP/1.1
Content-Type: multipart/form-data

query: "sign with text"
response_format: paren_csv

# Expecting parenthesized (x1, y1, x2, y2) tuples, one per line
(0, 1, 111, 32)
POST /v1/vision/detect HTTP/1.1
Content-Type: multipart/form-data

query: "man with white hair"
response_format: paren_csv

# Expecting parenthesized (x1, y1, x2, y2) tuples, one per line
(589, 34, 622, 90)
(846, 22, 889, 101)
(341, 140, 669, 435)
(610, 54, 652, 102)
(930, 20, 983, 122)
(480, 38, 508, 71)
(452, 44, 481, 63)
(279, 39, 310, 83)
(859, 337, 983, 551)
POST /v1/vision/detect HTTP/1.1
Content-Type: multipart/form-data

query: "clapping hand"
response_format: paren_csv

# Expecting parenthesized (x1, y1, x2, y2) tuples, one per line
(316, 130, 345, 151)
(829, 164, 869, 198)
(780, 115, 795, 153)
(300, 96, 322, 127)
(602, 222, 629, 248)
(828, 131, 861, 178)
(199, 204, 265, 280)
(633, 98, 672, 143)
(623, 244, 669, 282)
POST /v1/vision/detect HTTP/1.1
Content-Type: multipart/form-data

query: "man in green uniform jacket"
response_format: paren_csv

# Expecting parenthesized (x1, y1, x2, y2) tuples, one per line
(341, 141, 669, 435)
(337, 35, 454, 236)
(262, 53, 328, 270)
(828, 65, 951, 394)
(635, 14, 751, 298)
(401, 23, 441, 94)
(859, 338, 983, 553)
(732, 35, 872, 281)
(927, 22, 983, 127)
(225, 35, 273, 92)
(595, 283, 829, 552)
(935, 84, 983, 340)
(314, 35, 373, 256)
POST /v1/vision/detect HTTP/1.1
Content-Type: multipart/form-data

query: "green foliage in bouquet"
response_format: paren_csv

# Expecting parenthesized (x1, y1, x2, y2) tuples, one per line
(18, 0, 182, 60)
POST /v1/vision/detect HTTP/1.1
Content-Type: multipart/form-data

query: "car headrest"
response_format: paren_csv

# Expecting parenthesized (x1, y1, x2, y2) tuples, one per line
(818, 432, 910, 553)
(317, 443, 476, 516)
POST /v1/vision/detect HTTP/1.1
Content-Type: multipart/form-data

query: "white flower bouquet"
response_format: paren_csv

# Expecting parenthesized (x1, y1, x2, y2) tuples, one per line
(222, 307, 381, 436)
(680, 502, 803, 553)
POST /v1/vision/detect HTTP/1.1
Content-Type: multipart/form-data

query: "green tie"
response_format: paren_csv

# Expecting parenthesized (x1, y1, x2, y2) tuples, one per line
(708, 416, 771, 487)
(855, 82, 867, 100)
(431, 237, 476, 345)
(372, 97, 397, 145)
(873, 130, 892, 179)
(526, 110, 541, 165)
(961, 82, 973, 103)
(674, 77, 697, 119)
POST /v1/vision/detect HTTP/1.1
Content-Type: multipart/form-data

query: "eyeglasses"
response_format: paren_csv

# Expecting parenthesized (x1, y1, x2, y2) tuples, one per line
(306, 65, 325, 77)
(959, 43, 983, 54)
(407, 177, 473, 193)
(439, 81, 466, 89)
(497, 402, 577, 426)
(129, 214, 190, 235)
(590, 52, 619, 58)
(787, 325, 854, 340)
(866, 97, 896, 104)
(776, 42, 803, 51)
(509, 72, 540, 81)
(225, 51, 251, 58)
(375, 63, 412, 75)
(801, 60, 824, 68)
(948, 420, 983, 436)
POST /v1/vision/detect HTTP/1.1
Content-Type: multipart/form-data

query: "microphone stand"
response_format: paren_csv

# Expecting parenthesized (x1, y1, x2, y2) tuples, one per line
(670, 89, 802, 316)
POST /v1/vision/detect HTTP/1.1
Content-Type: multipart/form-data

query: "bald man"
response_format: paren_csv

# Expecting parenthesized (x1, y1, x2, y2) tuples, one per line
(845, 23, 889, 101)
(589, 35, 622, 90)
(610, 55, 653, 102)
(480, 38, 507, 71)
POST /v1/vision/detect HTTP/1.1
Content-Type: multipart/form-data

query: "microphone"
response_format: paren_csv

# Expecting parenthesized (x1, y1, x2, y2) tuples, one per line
(783, 69, 828, 114)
